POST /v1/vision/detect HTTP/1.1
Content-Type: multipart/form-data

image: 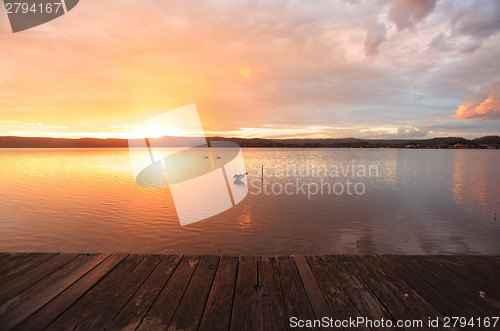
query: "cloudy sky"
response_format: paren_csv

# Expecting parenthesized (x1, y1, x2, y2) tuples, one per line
(1, 0, 499, 139)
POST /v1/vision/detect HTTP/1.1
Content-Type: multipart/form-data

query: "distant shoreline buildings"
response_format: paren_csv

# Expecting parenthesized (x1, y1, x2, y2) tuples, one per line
(0, 135, 498, 149)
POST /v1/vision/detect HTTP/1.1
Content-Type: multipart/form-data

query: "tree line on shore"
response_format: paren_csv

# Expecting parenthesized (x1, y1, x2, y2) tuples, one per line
(0, 135, 498, 149)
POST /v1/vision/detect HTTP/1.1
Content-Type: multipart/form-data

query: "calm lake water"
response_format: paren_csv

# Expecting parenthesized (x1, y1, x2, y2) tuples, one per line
(0, 148, 499, 255)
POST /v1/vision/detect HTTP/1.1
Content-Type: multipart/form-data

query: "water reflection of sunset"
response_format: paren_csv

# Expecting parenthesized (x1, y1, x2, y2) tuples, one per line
(1, 148, 499, 254)
(452, 150, 498, 207)
(237, 207, 252, 230)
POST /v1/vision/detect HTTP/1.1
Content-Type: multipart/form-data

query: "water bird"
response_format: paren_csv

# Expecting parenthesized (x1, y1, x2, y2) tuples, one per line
(494, 213, 497, 221)
(216, 156, 221, 159)
(233, 173, 246, 186)
(203, 156, 208, 159)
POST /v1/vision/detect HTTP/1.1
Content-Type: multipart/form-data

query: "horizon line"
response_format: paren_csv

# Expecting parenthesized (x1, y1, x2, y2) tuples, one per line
(0, 134, 498, 141)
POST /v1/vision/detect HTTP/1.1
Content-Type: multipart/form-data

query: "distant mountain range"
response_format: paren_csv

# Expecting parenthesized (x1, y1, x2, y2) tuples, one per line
(0, 135, 499, 148)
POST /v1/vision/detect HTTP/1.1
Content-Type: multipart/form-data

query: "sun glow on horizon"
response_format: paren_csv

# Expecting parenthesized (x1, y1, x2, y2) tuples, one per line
(1, 0, 499, 141)
(129, 124, 186, 139)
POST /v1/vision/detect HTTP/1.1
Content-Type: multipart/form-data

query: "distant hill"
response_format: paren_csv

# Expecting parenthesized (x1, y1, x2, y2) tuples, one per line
(0, 136, 129, 148)
(474, 135, 500, 145)
(209, 136, 499, 148)
(0, 135, 498, 149)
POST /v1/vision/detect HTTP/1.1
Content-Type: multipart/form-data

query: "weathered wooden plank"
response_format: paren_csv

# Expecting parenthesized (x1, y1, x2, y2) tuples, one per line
(0, 253, 18, 265)
(374, 256, 471, 318)
(15, 254, 127, 331)
(167, 255, 220, 331)
(0, 253, 41, 276)
(0, 253, 57, 284)
(480, 255, 500, 275)
(305, 255, 360, 331)
(412, 256, 500, 315)
(199, 255, 238, 331)
(0, 253, 78, 305)
(137, 255, 201, 330)
(443, 255, 500, 278)
(230, 256, 260, 331)
(277, 256, 317, 330)
(74, 254, 163, 330)
(322, 255, 392, 330)
(294, 255, 333, 330)
(398, 256, 489, 317)
(350, 255, 452, 331)
(46, 254, 142, 330)
(258, 256, 288, 331)
(108, 255, 182, 331)
(1, 253, 498, 331)
(0, 253, 108, 330)
(0, 253, 39, 270)
(0, 254, 80, 310)
(431, 255, 500, 300)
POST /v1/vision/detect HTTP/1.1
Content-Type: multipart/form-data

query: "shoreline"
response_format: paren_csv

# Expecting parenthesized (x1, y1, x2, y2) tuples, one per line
(0, 135, 499, 149)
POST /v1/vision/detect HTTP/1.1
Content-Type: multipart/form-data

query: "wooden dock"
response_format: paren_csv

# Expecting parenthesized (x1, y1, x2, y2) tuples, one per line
(0, 253, 498, 330)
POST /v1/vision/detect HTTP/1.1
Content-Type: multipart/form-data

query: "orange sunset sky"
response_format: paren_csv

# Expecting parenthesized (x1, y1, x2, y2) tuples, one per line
(1, 0, 499, 139)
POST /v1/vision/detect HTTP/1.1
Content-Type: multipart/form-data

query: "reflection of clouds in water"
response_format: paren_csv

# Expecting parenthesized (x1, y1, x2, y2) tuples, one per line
(1, 148, 499, 254)
(354, 232, 377, 255)
(242, 148, 499, 254)
(452, 151, 465, 205)
(449, 236, 472, 254)
(380, 151, 397, 187)
(453, 150, 498, 208)
(419, 236, 473, 255)
(419, 238, 445, 255)
(0, 206, 18, 222)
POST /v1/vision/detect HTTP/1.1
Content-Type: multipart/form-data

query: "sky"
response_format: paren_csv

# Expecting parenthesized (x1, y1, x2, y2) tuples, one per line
(0, 0, 499, 139)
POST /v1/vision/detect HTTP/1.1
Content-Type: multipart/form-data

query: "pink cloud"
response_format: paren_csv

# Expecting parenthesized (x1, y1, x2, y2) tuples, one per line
(454, 82, 500, 120)
(425, 116, 443, 123)
(364, 17, 387, 57)
(388, 0, 437, 31)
